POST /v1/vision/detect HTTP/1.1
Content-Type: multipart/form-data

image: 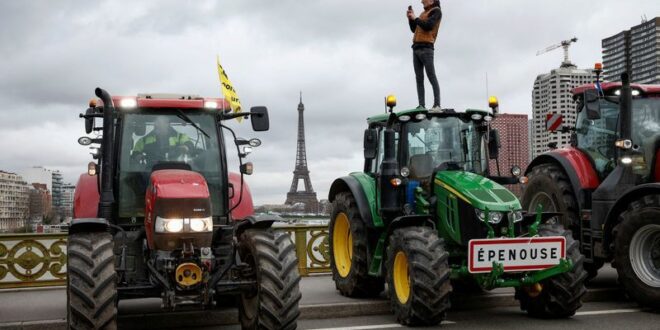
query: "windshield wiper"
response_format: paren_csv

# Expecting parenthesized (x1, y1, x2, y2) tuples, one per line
(176, 110, 210, 138)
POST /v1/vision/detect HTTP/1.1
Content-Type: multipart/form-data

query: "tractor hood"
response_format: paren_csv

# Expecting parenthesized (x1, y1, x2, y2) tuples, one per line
(434, 171, 521, 212)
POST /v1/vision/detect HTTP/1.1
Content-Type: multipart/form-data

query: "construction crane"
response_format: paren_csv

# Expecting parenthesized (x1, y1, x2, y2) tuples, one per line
(536, 37, 578, 68)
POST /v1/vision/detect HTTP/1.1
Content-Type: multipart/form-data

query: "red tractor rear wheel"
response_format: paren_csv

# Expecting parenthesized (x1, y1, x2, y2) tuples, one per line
(523, 163, 603, 279)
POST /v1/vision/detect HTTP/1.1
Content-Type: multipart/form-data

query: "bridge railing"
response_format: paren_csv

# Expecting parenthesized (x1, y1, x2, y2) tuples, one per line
(0, 233, 68, 289)
(0, 223, 330, 289)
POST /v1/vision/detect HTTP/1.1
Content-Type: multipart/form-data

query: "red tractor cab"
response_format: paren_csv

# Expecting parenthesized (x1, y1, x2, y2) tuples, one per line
(67, 88, 300, 329)
(523, 69, 660, 309)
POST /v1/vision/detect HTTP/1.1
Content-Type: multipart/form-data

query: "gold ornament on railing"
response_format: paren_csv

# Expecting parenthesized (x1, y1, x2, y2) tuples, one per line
(0, 234, 67, 288)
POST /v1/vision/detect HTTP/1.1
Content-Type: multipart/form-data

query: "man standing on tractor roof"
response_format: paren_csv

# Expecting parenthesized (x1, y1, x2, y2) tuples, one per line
(407, 0, 442, 111)
(132, 115, 194, 166)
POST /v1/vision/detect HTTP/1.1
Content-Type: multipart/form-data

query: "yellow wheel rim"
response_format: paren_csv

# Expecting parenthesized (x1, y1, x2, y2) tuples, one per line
(393, 251, 411, 304)
(333, 212, 353, 278)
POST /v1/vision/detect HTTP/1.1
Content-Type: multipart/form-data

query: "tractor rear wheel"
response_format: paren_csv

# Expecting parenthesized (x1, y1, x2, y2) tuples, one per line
(613, 195, 660, 309)
(523, 163, 602, 279)
(515, 224, 587, 318)
(67, 232, 117, 330)
(329, 192, 384, 297)
(386, 227, 451, 326)
(237, 228, 301, 330)
(522, 164, 578, 232)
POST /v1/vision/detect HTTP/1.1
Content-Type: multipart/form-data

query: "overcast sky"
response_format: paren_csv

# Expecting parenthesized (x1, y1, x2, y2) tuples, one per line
(0, 1, 657, 204)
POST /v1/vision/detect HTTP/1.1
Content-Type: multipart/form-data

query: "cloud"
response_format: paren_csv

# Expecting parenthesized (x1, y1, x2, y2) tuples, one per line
(0, 0, 658, 204)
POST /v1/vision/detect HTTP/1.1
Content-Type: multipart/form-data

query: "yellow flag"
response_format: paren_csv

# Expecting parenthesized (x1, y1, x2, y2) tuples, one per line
(216, 55, 243, 121)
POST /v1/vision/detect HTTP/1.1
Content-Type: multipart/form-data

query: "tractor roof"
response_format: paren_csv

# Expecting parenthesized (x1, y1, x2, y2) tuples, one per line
(367, 108, 490, 124)
(96, 94, 231, 111)
(572, 82, 660, 96)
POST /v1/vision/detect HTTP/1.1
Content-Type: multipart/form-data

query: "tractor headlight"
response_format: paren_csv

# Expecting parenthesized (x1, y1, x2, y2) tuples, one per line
(489, 212, 503, 224)
(190, 217, 213, 232)
(475, 210, 503, 224)
(155, 217, 184, 233)
(511, 211, 524, 223)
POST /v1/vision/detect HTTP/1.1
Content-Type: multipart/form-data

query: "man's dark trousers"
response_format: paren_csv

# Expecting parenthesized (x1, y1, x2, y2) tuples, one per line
(413, 47, 440, 108)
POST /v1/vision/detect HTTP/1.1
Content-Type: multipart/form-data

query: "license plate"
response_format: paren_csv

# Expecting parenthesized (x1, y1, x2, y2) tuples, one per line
(468, 237, 566, 273)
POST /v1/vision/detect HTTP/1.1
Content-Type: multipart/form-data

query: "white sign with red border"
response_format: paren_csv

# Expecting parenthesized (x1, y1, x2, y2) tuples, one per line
(468, 237, 566, 273)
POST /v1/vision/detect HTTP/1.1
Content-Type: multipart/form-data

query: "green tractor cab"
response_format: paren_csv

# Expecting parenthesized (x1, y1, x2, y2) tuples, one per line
(328, 96, 587, 326)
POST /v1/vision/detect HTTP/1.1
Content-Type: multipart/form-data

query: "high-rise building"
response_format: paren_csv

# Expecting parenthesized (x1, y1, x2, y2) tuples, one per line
(61, 184, 75, 220)
(603, 17, 660, 84)
(19, 166, 65, 220)
(528, 119, 533, 162)
(51, 171, 64, 217)
(531, 66, 595, 158)
(488, 114, 529, 196)
(20, 166, 55, 191)
(0, 171, 29, 232)
(28, 183, 51, 223)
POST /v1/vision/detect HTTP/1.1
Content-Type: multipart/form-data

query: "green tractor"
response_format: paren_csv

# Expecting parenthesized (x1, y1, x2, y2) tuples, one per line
(328, 96, 587, 326)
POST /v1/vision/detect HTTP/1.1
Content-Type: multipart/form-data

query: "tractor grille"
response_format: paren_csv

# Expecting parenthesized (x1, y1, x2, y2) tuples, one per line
(458, 199, 487, 245)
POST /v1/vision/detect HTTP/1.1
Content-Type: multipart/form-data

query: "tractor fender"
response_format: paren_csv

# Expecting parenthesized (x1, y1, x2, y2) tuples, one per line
(69, 218, 109, 234)
(229, 172, 254, 221)
(602, 183, 660, 251)
(526, 149, 600, 207)
(234, 214, 283, 237)
(73, 173, 99, 218)
(328, 176, 375, 227)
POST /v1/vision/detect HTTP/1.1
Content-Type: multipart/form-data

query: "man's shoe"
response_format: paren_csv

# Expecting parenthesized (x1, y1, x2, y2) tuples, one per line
(430, 105, 442, 112)
(415, 105, 426, 110)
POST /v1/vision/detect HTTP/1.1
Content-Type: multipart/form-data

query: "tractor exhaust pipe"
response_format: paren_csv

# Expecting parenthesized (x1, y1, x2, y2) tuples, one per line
(619, 73, 632, 144)
(95, 87, 116, 221)
(379, 113, 400, 216)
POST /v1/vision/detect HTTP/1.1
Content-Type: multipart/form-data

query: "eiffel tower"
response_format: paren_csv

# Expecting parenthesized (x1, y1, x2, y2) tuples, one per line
(285, 93, 319, 213)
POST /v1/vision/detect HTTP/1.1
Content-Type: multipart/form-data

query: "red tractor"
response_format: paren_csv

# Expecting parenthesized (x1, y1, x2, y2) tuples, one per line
(67, 88, 300, 329)
(523, 69, 660, 308)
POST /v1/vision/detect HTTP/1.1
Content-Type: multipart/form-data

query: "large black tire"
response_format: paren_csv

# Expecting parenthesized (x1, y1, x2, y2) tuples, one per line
(386, 227, 451, 326)
(523, 163, 603, 279)
(522, 163, 579, 231)
(67, 232, 117, 330)
(237, 229, 301, 330)
(329, 192, 384, 297)
(515, 224, 587, 318)
(613, 195, 660, 309)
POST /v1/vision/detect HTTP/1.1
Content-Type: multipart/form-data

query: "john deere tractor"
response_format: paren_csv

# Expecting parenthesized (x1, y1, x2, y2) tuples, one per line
(328, 96, 587, 326)
(67, 88, 300, 329)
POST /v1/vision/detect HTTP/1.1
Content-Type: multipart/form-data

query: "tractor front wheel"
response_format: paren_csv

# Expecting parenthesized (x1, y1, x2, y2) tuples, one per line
(237, 229, 301, 330)
(613, 195, 660, 309)
(386, 227, 451, 326)
(329, 192, 384, 297)
(515, 224, 587, 318)
(67, 232, 117, 330)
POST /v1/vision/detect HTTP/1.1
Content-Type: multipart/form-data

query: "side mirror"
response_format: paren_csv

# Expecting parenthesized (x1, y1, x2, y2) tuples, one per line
(84, 108, 94, 134)
(584, 90, 601, 120)
(250, 106, 269, 132)
(364, 129, 378, 160)
(488, 129, 500, 160)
